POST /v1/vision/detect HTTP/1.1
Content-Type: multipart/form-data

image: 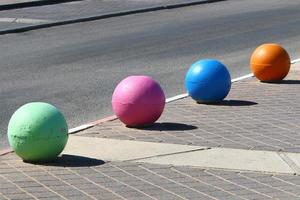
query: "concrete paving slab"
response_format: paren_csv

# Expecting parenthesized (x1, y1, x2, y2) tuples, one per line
(63, 135, 205, 161)
(64, 135, 298, 174)
(136, 148, 296, 174)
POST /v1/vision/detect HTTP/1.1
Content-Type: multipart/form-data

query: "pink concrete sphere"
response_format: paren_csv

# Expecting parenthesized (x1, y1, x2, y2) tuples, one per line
(112, 76, 165, 127)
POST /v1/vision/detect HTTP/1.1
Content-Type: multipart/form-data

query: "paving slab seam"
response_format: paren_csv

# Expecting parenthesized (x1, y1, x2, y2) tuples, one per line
(65, 167, 128, 200)
(169, 167, 249, 200)
(238, 173, 300, 197)
(110, 164, 189, 200)
(137, 162, 298, 176)
(0, 172, 39, 200)
(277, 152, 300, 175)
(3, 161, 69, 200)
(203, 170, 273, 199)
(0, 0, 226, 35)
(88, 167, 156, 200)
(133, 148, 299, 175)
(123, 147, 211, 162)
(139, 165, 219, 200)
(63, 136, 300, 175)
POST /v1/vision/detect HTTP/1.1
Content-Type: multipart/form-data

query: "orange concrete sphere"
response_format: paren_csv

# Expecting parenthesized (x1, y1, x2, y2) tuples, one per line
(250, 43, 290, 82)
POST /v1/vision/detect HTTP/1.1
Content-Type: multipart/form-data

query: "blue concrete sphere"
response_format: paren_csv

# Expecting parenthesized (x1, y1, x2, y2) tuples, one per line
(185, 59, 231, 102)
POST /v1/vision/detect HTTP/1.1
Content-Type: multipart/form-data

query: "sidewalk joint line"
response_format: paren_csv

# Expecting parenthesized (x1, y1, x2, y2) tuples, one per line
(3, 161, 68, 200)
(171, 168, 248, 200)
(277, 152, 300, 175)
(125, 147, 211, 162)
(111, 164, 188, 200)
(139, 165, 219, 200)
(66, 167, 128, 200)
(205, 171, 273, 198)
(90, 167, 157, 200)
(239, 173, 300, 197)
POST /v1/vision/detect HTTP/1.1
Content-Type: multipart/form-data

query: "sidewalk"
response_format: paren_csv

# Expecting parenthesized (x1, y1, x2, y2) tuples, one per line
(0, 0, 225, 34)
(1, 64, 300, 199)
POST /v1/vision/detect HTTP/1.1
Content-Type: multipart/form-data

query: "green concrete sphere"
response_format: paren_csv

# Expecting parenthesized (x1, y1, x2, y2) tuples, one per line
(7, 102, 68, 162)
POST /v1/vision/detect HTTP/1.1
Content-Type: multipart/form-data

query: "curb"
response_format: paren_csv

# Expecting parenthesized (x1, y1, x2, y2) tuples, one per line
(69, 115, 117, 134)
(0, 0, 226, 35)
(0, 0, 81, 11)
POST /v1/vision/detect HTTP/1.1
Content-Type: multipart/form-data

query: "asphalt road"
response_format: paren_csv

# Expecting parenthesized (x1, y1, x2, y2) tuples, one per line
(1, 0, 300, 149)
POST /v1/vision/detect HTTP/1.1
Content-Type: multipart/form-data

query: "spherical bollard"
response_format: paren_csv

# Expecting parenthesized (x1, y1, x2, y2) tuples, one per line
(250, 43, 290, 82)
(7, 102, 68, 162)
(185, 59, 231, 102)
(112, 76, 165, 127)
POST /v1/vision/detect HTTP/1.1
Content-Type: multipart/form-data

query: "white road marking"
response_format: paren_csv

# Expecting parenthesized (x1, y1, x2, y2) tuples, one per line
(231, 73, 254, 82)
(0, 18, 52, 24)
(291, 58, 300, 64)
(0, 18, 15, 23)
(166, 93, 188, 103)
(69, 124, 93, 134)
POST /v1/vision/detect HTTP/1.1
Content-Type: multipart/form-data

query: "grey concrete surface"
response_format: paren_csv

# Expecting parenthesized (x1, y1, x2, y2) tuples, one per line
(63, 135, 298, 174)
(1, 0, 300, 149)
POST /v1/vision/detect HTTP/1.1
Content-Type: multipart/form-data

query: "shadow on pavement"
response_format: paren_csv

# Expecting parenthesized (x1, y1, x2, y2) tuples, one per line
(0, 0, 83, 11)
(199, 100, 258, 106)
(136, 122, 198, 131)
(25, 154, 105, 167)
(261, 80, 300, 84)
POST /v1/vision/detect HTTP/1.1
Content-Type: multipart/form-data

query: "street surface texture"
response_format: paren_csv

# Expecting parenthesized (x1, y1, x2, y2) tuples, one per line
(1, 0, 300, 149)
(0, 0, 223, 32)
(2, 62, 300, 200)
